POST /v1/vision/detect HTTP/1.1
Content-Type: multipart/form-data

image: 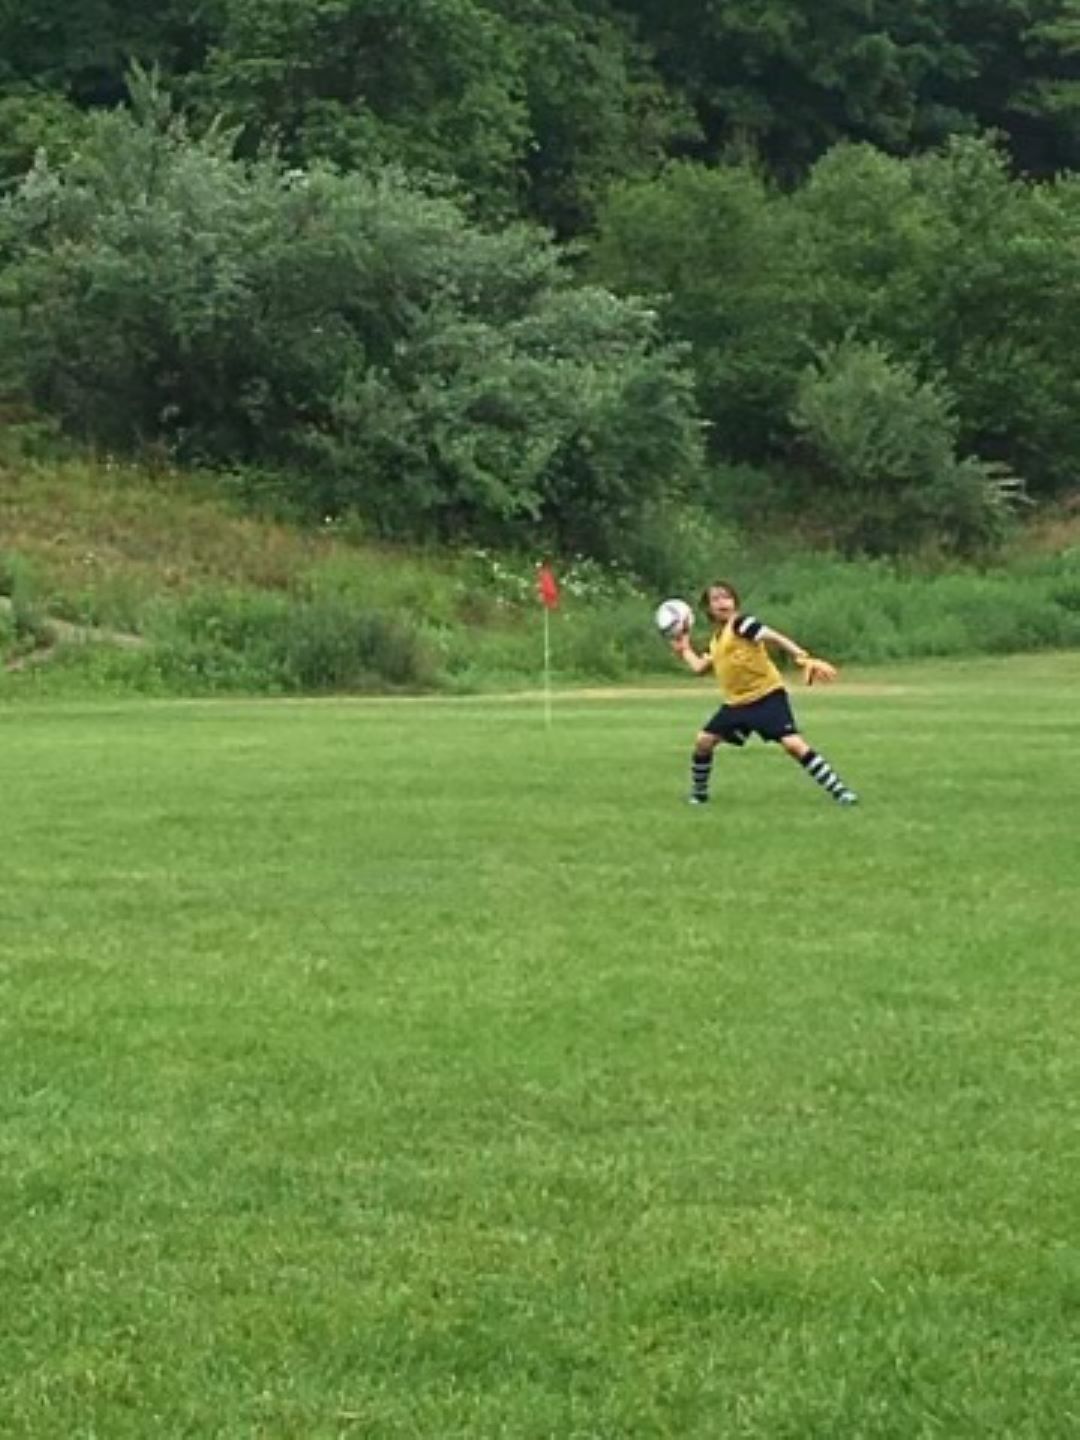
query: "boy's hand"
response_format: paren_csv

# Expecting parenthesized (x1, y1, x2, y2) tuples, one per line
(799, 655, 837, 686)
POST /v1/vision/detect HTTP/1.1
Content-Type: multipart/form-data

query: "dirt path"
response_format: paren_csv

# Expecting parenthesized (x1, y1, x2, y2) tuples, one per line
(0, 594, 146, 670)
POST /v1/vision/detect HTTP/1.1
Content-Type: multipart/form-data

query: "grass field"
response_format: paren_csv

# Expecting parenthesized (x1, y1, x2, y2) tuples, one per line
(3, 654, 1080, 1438)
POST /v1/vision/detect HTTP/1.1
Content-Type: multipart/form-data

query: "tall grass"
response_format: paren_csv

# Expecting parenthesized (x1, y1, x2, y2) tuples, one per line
(735, 552, 1080, 663)
(2, 454, 1080, 697)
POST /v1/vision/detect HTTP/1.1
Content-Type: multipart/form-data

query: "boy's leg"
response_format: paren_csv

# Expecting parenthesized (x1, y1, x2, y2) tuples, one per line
(689, 731, 722, 804)
(780, 733, 858, 804)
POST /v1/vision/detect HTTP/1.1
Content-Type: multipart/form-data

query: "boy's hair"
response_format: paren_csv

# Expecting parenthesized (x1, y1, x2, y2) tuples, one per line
(701, 580, 740, 608)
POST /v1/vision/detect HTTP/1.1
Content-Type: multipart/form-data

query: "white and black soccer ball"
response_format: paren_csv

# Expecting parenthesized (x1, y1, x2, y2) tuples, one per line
(654, 597, 694, 638)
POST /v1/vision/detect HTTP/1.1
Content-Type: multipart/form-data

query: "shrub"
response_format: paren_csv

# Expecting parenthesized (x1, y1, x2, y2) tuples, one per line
(145, 591, 438, 694)
(0, 73, 703, 567)
(590, 162, 809, 464)
(0, 550, 52, 652)
(791, 339, 1023, 556)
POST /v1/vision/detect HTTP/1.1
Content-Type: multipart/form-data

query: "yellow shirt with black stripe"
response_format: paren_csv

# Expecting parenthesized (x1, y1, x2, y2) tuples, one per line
(708, 614, 783, 705)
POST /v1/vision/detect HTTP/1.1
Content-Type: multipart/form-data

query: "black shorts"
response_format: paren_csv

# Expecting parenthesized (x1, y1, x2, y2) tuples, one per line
(703, 687, 797, 746)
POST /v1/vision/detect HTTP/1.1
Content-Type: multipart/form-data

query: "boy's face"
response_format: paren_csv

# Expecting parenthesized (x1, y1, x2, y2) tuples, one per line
(706, 586, 737, 623)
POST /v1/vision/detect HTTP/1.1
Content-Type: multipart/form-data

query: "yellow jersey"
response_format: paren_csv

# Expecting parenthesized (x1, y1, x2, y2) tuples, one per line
(708, 614, 783, 705)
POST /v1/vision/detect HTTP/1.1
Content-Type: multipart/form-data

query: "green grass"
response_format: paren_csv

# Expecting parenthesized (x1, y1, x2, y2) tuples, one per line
(6, 452, 1080, 697)
(3, 654, 1080, 1437)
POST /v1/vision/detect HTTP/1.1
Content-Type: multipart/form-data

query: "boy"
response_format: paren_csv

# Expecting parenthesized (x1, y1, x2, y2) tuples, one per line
(671, 581, 858, 807)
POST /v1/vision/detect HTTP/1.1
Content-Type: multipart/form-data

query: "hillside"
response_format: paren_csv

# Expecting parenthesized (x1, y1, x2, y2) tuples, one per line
(3, 453, 1080, 698)
(1, 454, 364, 607)
(0, 453, 659, 695)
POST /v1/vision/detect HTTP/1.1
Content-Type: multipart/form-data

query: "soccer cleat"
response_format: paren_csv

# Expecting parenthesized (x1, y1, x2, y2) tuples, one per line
(836, 789, 859, 806)
(687, 793, 710, 806)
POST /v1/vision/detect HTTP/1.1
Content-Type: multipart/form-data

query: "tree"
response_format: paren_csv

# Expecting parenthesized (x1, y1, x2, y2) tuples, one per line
(927, 0, 1080, 177)
(0, 0, 206, 105)
(189, 0, 530, 218)
(610, 0, 1080, 182)
(0, 79, 704, 560)
(482, 0, 696, 233)
(591, 162, 810, 461)
(0, 89, 90, 181)
(793, 138, 1080, 496)
(608, 0, 959, 175)
(792, 339, 1021, 555)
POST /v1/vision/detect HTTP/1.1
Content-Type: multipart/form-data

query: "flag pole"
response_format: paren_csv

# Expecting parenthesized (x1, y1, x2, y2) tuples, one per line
(536, 561, 559, 728)
(543, 603, 552, 729)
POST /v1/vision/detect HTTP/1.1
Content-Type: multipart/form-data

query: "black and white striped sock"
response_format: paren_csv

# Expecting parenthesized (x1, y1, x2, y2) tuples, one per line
(690, 748, 713, 801)
(799, 749, 853, 801)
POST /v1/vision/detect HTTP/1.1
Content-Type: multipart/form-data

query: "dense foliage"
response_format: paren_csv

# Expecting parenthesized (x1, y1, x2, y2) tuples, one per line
(0, 78, 703, 565)
(591, 138, 1078, 546)
(5, 1, 1080, 201)
(2, 3, 1080, 564)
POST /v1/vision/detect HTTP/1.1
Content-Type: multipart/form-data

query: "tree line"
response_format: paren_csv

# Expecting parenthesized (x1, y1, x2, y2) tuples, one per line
(2, 3, 1080, 570)
(5, 2, 1080, 231)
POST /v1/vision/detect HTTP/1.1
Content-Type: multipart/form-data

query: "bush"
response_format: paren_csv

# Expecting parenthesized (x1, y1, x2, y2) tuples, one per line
(736, 550, 1080, 666)
(144, 591, 438, 694)
(791, 339, 1023, 556)
(0, 90, 89, 184)
(0, 550, 52, 653)
(590, 162, 809, 464)
(0, 73, 704, 566)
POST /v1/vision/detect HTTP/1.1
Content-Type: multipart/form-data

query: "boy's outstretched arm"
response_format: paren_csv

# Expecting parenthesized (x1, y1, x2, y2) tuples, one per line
(757, 624, 838, 685)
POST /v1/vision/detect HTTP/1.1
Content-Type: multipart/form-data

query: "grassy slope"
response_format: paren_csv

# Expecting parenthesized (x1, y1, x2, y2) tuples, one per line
(4, 452, 1080, 697)
(2, 656, 1080, 1436)
(0, 455, 381, 610)
(0, 455, 513, 693)
(5, 453, 1080, 599)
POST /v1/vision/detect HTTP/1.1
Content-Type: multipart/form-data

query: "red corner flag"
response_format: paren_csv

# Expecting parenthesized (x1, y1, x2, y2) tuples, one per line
(536, 563, 560, 610)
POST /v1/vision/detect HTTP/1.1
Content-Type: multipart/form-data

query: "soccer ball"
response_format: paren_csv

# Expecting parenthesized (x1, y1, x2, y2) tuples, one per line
(654, 597, 693, 638)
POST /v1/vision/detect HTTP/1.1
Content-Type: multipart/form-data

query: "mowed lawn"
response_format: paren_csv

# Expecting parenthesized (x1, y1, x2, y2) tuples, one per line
(2, 655, 1080, 1439)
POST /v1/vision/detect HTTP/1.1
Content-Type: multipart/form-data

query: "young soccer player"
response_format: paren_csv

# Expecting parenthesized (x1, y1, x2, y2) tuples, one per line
(671, 581, 858, 807)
